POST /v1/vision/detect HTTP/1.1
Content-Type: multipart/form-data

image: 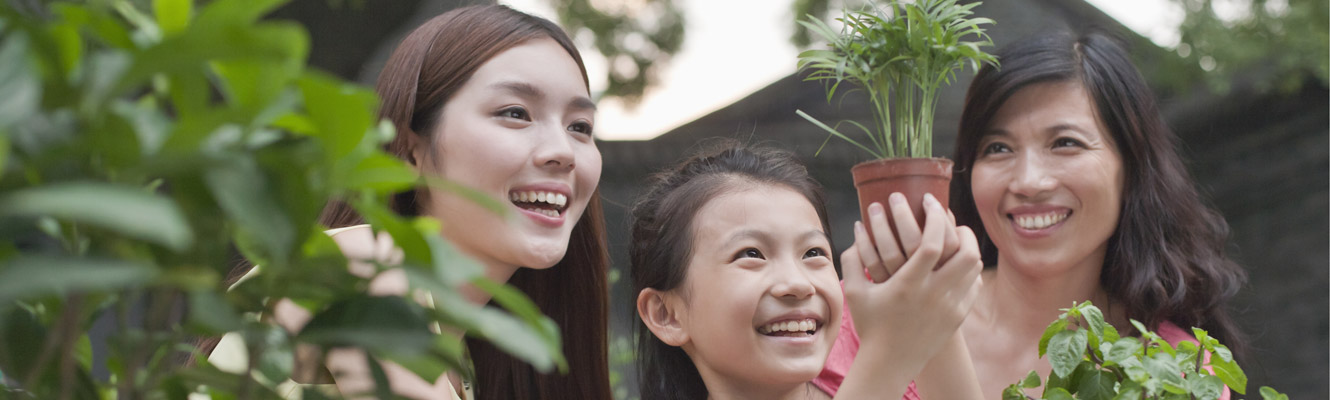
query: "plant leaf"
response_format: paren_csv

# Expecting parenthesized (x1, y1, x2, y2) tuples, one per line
(0, 182, 194, 251)
(1077, 369, 1117, 400)
(1047, 329, 1087, 378)
(0, 257, 156, 304)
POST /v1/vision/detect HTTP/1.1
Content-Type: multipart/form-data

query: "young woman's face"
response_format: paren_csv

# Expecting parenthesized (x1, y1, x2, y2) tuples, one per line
(970, 80, 1124, 276)
(670, 183, 841, 395)
(420, 37, 600, 270)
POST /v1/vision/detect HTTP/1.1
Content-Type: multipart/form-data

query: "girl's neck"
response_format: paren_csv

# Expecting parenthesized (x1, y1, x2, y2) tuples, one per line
(705, 381, 825, 400)
(443, 238, 521, 306)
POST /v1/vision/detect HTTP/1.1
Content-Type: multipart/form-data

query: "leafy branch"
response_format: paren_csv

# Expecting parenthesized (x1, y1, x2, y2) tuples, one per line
(1003, 301, 1287, 400)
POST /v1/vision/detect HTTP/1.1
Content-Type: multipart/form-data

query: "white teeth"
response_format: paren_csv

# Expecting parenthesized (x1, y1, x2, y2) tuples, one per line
(509, 191, 570, 211)
(757, 318, 819, 334)
(1014, 212, 1068, 230)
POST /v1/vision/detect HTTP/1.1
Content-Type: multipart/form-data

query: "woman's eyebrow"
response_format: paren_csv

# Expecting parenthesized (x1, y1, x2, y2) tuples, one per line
(490, 81, 544, 100)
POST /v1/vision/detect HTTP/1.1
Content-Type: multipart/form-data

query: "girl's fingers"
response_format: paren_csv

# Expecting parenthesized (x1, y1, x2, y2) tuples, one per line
(887, 193, 923, 257)
(866, 202, 906, 276)
(841, 244, 868, 293)
(854, 221, 890, 283)
(893, 195, 947, 282)
(935, 225, 982, 285)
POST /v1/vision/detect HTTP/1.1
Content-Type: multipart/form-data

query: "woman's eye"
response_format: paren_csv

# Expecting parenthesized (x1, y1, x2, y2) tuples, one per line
(568, 121, 594, 136)
(980, 142, 1011, 155)
(1053, 137, 1085, 148)
(734, 248, 764, 261)
(803, 248, 828, 259)
(497, 106, 530, 121)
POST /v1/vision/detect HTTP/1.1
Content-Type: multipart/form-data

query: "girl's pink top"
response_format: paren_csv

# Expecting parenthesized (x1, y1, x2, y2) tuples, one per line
(811, 294, 1229, 400)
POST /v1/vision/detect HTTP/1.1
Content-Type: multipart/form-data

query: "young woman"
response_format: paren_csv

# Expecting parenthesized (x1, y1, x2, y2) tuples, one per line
(815, 31, 1247, 399)
(207, 5, 612, 400)
(630, 142, 984, 400)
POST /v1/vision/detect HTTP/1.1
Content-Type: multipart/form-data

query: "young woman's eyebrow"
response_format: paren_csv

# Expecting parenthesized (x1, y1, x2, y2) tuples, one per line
(490, 81, 544, 101)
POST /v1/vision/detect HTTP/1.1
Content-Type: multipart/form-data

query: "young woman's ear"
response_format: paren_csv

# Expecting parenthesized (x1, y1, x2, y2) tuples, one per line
(401, 128, 427, 169)
(637, 288, 689, 347)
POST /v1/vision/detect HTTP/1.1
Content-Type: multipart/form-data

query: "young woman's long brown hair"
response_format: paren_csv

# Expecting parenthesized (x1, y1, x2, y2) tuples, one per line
(314, 5, 611, 399)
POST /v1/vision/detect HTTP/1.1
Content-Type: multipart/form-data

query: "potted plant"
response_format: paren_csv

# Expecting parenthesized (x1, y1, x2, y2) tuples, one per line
(796, 0, 997, 238)
(1005, 301, 1287, 400)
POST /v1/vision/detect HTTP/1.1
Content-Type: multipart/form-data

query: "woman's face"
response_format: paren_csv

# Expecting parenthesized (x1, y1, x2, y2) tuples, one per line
(970, 81, 1124, 277)
(420, 37, 600, 271)
(668, 184, 840, 395)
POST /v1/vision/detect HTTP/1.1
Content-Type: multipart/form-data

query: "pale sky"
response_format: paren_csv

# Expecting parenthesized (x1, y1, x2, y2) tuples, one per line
(502, 0, 1183, 141)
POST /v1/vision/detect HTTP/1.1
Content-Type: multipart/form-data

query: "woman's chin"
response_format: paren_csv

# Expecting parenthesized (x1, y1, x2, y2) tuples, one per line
(517, 240, 570, 270)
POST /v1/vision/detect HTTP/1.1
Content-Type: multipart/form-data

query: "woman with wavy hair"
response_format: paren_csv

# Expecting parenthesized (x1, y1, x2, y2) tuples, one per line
(815, 31, 1246, 399)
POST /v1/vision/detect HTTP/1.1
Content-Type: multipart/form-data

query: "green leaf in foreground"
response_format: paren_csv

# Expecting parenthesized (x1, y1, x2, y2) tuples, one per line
(0, 183, 194, 251)
(0, 257, 156, 303)
(1047, 328, 1087, 378)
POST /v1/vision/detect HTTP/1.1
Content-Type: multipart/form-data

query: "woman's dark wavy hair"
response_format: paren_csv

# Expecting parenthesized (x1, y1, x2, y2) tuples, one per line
(950, 31, 1247, 353)
(629, 140, 833, 400)
(212, 5, 611, 399)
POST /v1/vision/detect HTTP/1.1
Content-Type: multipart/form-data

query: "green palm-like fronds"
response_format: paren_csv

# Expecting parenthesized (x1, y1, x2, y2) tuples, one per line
(797, 0, 998, 159)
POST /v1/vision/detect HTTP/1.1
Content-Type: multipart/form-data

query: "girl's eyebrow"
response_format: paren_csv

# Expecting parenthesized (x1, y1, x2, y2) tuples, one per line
(721, 229, 828, 249)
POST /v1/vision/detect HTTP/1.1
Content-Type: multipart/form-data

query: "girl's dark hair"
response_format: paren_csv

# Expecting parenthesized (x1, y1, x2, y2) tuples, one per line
(303, 5, 610, 399)
(951, 31, 1247, 353)
(629, 140, 832, 400)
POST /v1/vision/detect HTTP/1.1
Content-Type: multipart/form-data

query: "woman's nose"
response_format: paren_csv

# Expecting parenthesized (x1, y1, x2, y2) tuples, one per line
(533, 125, 575, 171)
(1009, 154, 1058, 197)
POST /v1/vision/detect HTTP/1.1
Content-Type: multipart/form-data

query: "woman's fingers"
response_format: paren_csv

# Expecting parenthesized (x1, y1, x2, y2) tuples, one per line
(887, 193, 923, 258)
(853, 221, 890, 283)
(866, 202, 906, 276)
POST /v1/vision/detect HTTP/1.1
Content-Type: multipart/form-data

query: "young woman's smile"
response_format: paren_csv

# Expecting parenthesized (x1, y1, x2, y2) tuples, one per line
(420, 37, 601, 272)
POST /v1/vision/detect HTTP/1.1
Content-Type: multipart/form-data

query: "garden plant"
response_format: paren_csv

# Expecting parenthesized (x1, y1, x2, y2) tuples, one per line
(0, 0, 563, 398)
(1004, 302, 1287, 400)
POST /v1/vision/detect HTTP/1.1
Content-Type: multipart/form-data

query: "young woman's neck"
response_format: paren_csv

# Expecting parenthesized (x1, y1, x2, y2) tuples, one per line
(448, 242, 521, 306)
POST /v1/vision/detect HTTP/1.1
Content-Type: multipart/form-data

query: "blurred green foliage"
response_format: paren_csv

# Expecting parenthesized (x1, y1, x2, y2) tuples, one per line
(0, 0, 563, 398)
(552, 0, 685, 105)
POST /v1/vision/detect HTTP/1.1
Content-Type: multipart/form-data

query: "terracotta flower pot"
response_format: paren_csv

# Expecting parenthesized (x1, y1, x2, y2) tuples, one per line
(851, 157, 954, 245)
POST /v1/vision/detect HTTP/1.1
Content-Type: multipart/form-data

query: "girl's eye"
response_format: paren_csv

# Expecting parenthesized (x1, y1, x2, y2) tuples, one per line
(803, 247, 828, 259)
(1053, 137, 1085, 148)
(733, 248, 764, 261)
(498, 106, 530, 121)
(568, 121, 594, 136)
(980, 142, 1011, 155)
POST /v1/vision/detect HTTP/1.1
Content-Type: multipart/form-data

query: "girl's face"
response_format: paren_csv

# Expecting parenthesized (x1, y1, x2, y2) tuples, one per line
(668, 184, 841, 396)
(970, 80, 1124, 277)
(420, 37, 600, 271)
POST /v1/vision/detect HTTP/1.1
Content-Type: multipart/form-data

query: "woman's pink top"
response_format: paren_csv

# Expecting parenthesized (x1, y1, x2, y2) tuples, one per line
(811, 295, 1229, 400)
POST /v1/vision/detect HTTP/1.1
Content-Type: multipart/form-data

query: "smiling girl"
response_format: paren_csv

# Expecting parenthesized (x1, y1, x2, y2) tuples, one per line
(630, 142, 985, 400)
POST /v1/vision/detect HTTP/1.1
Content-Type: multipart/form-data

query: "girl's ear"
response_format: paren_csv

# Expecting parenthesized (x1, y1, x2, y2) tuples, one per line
(637, 288, 689, 347)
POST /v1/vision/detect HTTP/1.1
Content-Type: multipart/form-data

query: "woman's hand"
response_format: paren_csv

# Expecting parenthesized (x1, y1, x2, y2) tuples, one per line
(835, 192, 984, 398)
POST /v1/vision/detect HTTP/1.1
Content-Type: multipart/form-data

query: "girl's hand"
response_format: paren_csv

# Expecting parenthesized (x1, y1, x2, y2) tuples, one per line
(840, 192, 984, 378)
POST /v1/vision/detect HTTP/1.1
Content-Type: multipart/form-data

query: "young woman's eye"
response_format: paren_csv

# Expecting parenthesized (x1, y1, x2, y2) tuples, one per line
(568, 121, 594, 136)
(980, 142, 1011, 155)
(497, 106, 530, 121)
(733, 248, 764, 261)
(803, 247, 829, 259)
(1053, 137, 1085, 148)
